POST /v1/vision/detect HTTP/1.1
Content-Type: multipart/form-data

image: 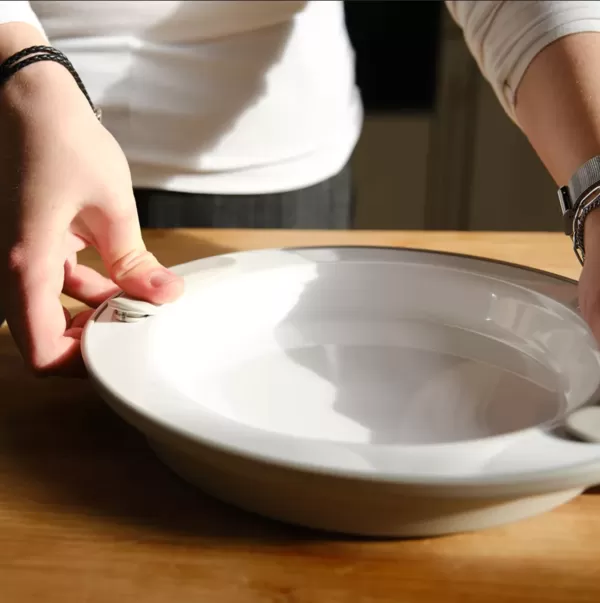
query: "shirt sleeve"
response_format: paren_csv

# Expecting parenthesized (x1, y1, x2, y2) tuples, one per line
(445, 1, 600, 121)
(0, 1, 46, 36)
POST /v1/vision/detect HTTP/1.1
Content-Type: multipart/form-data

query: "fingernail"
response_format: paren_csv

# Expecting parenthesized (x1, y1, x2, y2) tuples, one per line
(150, 270, 179, 288)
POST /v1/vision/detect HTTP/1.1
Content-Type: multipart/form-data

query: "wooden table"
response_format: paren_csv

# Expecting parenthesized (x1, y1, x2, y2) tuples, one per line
(1, 229, 598, 603)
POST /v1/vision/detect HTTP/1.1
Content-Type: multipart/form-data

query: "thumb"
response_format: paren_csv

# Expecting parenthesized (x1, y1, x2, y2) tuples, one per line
(90, 204, 184, 304)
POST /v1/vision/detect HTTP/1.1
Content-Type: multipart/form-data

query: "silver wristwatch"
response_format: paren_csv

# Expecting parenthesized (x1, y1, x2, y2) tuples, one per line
(558, 155, 600, 265)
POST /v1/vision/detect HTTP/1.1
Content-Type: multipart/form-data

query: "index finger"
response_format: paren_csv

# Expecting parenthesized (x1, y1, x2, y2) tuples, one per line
(3, 241, 82, 376)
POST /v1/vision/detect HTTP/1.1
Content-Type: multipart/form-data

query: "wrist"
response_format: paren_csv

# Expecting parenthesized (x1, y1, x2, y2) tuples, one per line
(1, 57, 93, 123)
(558, 154, 600, 264)
(0, 23, 93, 119)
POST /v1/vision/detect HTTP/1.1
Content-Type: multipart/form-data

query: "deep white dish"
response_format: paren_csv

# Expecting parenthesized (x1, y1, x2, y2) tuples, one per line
(82, 247, 600, 537)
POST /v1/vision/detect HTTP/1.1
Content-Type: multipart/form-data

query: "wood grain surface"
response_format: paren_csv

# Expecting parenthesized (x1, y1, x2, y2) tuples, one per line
(1, 230, 598, 603)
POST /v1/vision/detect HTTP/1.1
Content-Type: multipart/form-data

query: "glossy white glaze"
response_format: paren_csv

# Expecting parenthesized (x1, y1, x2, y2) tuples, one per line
(565, 407, 600, 443)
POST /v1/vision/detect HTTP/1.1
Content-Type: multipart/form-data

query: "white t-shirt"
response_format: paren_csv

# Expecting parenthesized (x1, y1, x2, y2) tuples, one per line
(2, 1, 363, 195)
(2, 1, 600, 195)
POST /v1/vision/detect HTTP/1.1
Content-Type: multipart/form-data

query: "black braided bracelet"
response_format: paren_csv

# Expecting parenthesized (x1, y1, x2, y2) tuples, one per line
(0, 45, 101, 121)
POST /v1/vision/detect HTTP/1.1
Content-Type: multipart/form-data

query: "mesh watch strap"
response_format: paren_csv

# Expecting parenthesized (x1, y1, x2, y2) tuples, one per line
(568, 155, 600, 202)
(559, 155, 600, 265)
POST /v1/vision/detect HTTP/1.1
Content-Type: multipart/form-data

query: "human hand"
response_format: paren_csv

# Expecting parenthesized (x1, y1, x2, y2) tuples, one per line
(578, 210, 600, 341)
(0, 57, 183, 376)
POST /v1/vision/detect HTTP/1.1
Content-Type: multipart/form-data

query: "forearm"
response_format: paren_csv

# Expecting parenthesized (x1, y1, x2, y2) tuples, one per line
(515, 32, 600, 252)
(0, 4, 86, 119)
(0, 22, 47, 60)
(447, 1, 600, 242)
(515, 33, 600, 186)
(0, 1, 47, 59)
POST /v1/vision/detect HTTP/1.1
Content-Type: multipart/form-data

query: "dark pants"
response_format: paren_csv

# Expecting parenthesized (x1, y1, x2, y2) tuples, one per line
(134, 163, 354, 229)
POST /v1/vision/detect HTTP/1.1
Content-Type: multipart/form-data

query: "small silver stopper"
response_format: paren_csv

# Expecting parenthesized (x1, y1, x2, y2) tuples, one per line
(107, 295, 164, 323)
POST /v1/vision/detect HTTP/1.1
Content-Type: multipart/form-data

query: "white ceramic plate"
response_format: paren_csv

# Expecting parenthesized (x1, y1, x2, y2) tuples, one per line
(82, 247, 600, 536)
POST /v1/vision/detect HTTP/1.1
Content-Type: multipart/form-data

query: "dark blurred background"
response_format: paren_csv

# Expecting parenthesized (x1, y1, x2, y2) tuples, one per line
(344, 1, 557, 232)
(345, 1, 442, 112)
